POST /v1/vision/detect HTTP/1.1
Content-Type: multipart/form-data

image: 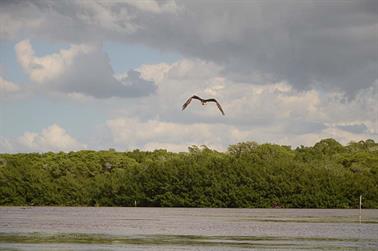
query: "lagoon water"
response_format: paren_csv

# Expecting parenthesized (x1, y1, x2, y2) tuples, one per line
(0, 207, 377, 250)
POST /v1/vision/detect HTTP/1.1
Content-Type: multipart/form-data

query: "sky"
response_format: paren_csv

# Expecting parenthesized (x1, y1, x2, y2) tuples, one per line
(0, 0, 377, 153)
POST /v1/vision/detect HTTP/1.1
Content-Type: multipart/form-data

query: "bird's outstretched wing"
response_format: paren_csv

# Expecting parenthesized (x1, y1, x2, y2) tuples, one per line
(182, 95, 202, 110)
(206, 98, 225, 115)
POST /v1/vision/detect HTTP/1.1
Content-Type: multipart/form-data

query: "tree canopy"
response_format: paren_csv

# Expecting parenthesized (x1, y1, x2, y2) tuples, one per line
(1, 139, 377, 208)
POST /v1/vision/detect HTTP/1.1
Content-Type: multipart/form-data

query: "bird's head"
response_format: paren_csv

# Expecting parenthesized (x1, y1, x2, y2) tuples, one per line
(201, 101, 206, 106)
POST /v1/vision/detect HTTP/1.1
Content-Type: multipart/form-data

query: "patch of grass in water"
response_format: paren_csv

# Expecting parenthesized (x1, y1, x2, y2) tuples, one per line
(0, 233, 376, 250)
(236, 217, 378, 224)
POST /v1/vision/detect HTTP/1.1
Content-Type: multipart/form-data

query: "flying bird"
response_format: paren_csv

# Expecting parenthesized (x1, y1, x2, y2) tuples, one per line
(182, 95, 225, 115)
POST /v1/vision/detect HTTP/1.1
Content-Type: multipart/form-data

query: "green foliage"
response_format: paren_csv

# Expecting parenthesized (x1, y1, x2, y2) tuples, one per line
(0, 139, 377, 208)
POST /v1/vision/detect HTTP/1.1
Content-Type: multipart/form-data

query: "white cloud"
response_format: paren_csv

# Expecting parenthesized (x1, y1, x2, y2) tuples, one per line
(138, 62, 172, 83)
(136, 59, 325, 123)
(15, 40, 157, 98)
(0, 76, 20, 96)
(66, 92, 94, 102)
(106, 114, 374, 152)
(105, 58, 377, 150)
(124, 0, 179, 14)
(0, 137, 14, 152)
(143, 142, 189, 152)
(17, 124, 86, 152)
(15, 39, 94, 84)
(1, 57, 376, 152)
(106, 117, 245, 151)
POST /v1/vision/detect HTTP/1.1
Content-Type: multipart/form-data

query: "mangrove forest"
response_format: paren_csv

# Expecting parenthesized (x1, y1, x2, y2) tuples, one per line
(0, 138, 377, 208)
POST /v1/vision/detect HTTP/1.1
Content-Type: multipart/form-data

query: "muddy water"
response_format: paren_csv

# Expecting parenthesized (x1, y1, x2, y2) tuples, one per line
(0, 207, 377, 250)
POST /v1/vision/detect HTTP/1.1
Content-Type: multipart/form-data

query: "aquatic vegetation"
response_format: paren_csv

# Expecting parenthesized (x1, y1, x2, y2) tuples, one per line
(0, 232, 376, 250)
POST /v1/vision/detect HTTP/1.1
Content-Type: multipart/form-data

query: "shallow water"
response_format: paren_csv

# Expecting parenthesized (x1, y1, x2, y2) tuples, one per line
(0, 207, 377, 250)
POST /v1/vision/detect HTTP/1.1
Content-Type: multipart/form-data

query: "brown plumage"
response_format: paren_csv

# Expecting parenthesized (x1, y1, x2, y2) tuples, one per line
(182, 95, 225, 115)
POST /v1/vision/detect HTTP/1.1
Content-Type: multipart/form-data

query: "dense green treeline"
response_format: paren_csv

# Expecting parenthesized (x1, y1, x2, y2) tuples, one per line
(0, 138, 377, 208)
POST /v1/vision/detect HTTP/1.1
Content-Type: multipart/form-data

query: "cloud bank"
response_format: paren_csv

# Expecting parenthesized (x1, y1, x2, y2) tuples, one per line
(2, 0, 377, 94)
(1, 0, 377, 152)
